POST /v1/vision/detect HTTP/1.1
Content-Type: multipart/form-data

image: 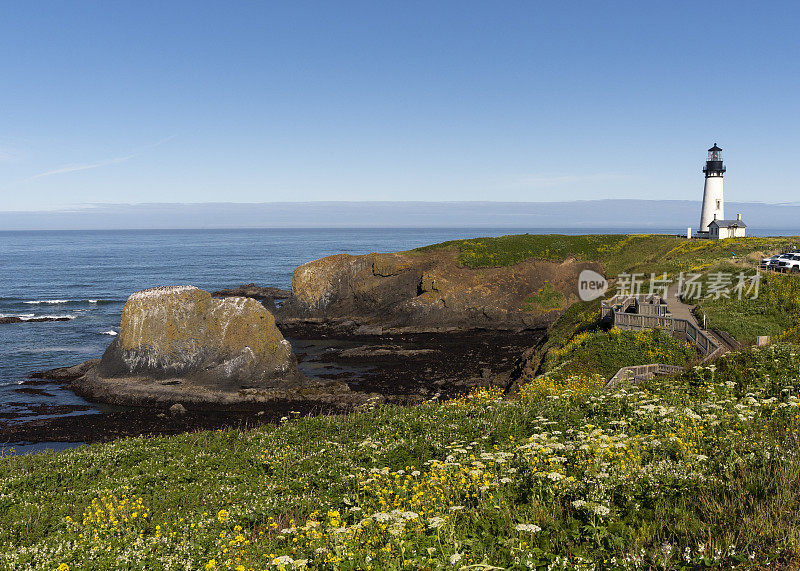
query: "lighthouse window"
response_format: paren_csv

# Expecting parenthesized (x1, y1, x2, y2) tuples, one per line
(716, 200, 721, 209)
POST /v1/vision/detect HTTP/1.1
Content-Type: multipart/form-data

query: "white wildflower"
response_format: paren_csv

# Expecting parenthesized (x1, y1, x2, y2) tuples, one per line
(388, 523, 405, 536)
(514, 523, 542, 533)
(592, 505, 610, 516)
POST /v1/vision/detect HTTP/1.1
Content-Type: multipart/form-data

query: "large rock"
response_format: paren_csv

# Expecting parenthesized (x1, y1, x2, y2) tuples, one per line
(98, 286, 298, 388)
(55, 286, 375, 408)
(278, 251, 602, 333)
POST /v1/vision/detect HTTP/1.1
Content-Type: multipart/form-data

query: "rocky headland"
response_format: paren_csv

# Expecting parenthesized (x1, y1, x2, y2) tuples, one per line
(8, 247, 581, 442)
(28, 249, 591, 409)
(276, 249, 599, 334)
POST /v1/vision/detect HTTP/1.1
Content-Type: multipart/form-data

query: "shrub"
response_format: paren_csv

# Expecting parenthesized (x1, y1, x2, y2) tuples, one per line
(541, 328, 698, 380)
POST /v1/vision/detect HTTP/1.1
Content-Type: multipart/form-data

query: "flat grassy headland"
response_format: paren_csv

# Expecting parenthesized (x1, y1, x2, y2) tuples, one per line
(414, 233, 800, 276)
(4, 233, 800, 570)
(419, 233, 800, 346)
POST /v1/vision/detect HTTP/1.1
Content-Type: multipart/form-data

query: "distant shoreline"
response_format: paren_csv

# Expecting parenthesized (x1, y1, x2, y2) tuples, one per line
(2, 199, 799, 232)
(1, 227, 797, 239)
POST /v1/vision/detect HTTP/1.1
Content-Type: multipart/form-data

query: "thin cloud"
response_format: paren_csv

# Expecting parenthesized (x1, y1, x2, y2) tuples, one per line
(27, 154, 137, 180)
(24, 135, 176, 181)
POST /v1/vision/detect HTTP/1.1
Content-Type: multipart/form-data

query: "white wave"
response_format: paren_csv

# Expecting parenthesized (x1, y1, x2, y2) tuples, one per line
(0, 313, 35, 319)
(23, 299, 71, 305)
(101, 330, 118, 336)
(88, 299, 99, 304)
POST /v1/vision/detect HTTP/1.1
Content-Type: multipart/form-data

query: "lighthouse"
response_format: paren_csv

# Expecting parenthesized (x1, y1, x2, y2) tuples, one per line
(694, 143, 746, 239)
(699, 143, 725, 234)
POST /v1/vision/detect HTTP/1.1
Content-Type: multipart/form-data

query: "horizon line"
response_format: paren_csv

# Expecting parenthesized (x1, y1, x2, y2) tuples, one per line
(4, 197, 800, 214)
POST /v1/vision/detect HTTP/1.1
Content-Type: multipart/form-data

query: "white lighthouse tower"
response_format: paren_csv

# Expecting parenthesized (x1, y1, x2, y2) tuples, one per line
(693, 143, 747, 239)
(698, 143, 725, 236)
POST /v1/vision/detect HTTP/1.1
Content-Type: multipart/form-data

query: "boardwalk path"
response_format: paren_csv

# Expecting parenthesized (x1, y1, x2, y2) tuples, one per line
(665, 284, 732, 352)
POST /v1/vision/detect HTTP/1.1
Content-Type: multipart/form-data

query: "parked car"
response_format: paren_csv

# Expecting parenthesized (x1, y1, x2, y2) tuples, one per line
(778, 254, 800, 273)
(762, 252, 799, 270)
(761, 255, 781, 269)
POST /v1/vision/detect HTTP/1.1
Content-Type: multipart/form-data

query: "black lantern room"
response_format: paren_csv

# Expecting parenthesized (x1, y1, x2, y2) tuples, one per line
(703, 143, 726, 177)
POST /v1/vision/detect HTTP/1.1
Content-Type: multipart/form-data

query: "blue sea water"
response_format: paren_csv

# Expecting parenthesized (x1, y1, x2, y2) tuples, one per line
(0, 225, 787, 441)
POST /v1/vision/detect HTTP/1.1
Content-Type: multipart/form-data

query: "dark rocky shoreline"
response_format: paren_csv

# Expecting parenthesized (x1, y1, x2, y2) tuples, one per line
(1, 327, 543, 445)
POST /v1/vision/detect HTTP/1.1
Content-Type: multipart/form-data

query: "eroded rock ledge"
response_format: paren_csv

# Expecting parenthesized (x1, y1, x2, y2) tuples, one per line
(276, 250, 602, 334)
(211, 283, 291, 312)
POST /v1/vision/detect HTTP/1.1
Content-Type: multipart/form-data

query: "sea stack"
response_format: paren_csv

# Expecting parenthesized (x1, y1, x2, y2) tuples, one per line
(98, 285, 299, 388)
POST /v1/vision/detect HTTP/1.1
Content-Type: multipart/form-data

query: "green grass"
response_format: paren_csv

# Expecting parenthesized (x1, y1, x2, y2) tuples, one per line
(3, 345, 800, 569)
(696, 297, 796, 343)
(414, 234, 682, 275)
(514, 299, 697, 386)
(523, 281, 565, 312)
(512, 299, 602, 384)
(540, 328, 699, 380)
(414, 233, 800, 277)
(683, 268, 800, 343)
(643, 236, 800, 275)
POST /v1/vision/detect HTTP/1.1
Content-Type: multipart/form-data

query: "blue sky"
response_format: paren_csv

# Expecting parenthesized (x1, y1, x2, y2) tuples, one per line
(1, 1, 799, 211)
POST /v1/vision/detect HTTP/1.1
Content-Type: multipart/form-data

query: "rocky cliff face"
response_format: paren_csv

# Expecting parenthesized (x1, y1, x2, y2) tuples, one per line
(278, 250, 602, 333)
(98, 286, 298, 388)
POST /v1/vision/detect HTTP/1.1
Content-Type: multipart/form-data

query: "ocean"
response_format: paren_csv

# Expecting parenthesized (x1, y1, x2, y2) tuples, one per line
(0, 226, 788, 452)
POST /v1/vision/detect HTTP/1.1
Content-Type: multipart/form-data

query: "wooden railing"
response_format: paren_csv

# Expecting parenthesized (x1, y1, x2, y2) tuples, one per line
(601, 297, 723, 359)
(606, 363, 685, 389)
(601, 294, 670, 319)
